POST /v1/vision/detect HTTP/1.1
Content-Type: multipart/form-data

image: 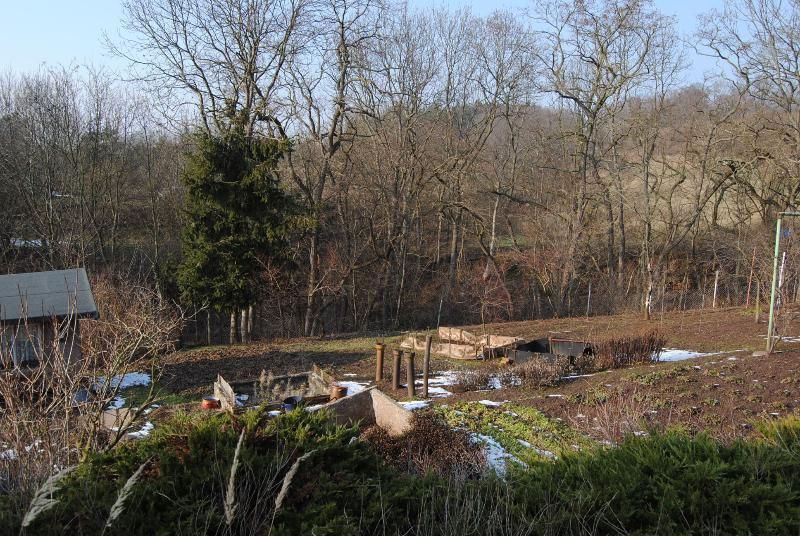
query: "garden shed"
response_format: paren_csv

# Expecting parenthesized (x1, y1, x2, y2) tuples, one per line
(0, 268, 98, 367)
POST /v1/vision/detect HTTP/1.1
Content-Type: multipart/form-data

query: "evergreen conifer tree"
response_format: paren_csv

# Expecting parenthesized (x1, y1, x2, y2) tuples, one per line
(177, 128, 300, 342)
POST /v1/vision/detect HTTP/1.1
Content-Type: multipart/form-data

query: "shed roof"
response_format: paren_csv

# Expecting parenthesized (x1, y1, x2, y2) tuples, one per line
(0, 268, 99, 322)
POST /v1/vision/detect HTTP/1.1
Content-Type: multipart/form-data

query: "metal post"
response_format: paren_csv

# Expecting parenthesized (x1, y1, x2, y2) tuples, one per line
(767, 216, 783, 352)
(391, 349, 401, 390)
(375, 343, 385, 382)
(406, 352, 416, 398)
(423, 335, 432, 398)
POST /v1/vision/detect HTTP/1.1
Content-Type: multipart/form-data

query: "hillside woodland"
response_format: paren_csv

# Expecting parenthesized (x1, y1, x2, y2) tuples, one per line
(2, 0, 800, 338)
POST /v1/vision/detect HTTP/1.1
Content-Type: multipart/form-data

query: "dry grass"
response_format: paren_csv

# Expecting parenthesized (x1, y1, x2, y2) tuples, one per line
(361, 413, 486, 478)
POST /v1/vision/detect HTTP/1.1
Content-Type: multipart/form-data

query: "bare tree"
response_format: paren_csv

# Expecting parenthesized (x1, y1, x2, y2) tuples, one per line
(114, 0, 306, 135)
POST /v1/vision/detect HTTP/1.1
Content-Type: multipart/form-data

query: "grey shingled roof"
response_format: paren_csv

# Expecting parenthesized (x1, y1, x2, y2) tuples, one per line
(0, 268, 99, 322)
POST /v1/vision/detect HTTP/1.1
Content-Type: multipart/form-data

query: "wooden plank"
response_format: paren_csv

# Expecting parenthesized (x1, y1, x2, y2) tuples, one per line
(214, 374, 236, 414)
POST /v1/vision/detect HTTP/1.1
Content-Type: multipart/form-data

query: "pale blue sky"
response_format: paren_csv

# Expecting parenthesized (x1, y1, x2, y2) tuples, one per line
(1, 0, 723, 80)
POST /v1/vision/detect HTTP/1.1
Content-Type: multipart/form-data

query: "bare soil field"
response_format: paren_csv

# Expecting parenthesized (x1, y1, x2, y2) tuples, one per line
(159, 306, 800, 440)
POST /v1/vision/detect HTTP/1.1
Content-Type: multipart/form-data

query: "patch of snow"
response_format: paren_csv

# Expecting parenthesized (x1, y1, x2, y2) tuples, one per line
(561, 373, 596, 380)
(97, 372, 152, 390)
(546, 394, 564, 398)
(426, 371, 459, 386)
(504, 411, 519, 417)
(128, 421, 154, 439)
(267, 410, 282, 417)
(633, 431, 648, 437)
(659, 349, 713, 362)
(108, 396, 126, 409)
(659, 348, 748, 362)
(426, 385, 452, 398)
(471, 433, 525, 476)
(305, 403, 327, 411)
(235, 393, 249, 407)
(399, 400, 432, 410)
(478, 400, 505, 407)
(342, 373, 358, 377)
(143, 404, 160, 415)
(488, 376, 502, 390)
(336, 381, 370, 395)
(518, 439, 531, 448)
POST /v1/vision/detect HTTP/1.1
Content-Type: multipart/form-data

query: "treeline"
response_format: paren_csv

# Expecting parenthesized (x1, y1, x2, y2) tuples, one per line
(2, 0, 800, 339)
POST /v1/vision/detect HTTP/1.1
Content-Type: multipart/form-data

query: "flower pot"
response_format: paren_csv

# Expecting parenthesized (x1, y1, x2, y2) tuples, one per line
(202, 396, 220, 410)
(329, 384, 348, 400)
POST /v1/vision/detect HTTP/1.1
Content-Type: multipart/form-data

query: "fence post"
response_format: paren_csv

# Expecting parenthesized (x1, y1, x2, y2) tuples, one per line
(392, 349, 401, 390)
(755, 283, 761, 324)
(585, 282, 592, 318)
(746, 246, 756, 306)
(712, 269, 720, 308)
(375, 342, 385, 382)
(406, 352, 416, 398)
(423, 335, 432, 398)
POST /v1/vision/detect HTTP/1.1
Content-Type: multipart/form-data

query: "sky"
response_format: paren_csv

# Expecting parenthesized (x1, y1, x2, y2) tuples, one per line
(1, 0, 725, 81)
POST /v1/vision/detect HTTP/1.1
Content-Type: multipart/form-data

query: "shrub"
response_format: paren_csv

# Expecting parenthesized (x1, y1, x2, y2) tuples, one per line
(592, 330, 666, 370)
(361, 412, 486, 478)
(497, 355, 569, 388)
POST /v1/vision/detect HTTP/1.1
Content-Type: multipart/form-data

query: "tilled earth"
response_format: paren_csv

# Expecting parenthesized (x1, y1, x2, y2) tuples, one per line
(438, 349, 800, 441)
(160, 307, 800, 439)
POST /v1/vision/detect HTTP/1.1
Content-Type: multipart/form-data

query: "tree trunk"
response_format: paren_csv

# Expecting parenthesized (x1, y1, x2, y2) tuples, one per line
(229, 310, 237, 345)
(303, 229, 319, 336)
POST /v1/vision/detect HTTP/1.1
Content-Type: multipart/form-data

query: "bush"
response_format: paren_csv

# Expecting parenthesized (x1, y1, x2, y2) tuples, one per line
(592, 330, 666, 370)
(361, 412, 486, 478)
(7, 407, 800, 535)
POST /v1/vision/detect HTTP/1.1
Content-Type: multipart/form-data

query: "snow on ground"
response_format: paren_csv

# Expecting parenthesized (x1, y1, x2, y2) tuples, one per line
(426, 371, 459, 386)
(659, 349, 716, 361)
(1, 448, 17, 460)
(478, 400, 505, 407)
(97, 372, 152, 390)
(659, 348, 747, 362)
(128, 421, 154, 439)
(267, 410, 282, 417)
(235, 393, 249, 407)
(108, 396, 126, 409)
(337, 381, 370, 395)
(399, 400, 432, 410)
(425, 385, 452, 398)
(471, 433, 525, 476)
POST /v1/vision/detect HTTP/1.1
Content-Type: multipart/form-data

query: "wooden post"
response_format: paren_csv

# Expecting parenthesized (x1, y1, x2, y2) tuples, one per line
(423, 335, 432, 398)
(391, 349, 401, 390)
(375, 343, 385, 382)
(585, 281, 592, 318)
(746, 246, 756, 306)
(247, 304, 254, 341)
(712, 269, 720, 308)
(207, 310, 211, 345)
(755, 283, 761, 323)
(406, 351, 416, 398)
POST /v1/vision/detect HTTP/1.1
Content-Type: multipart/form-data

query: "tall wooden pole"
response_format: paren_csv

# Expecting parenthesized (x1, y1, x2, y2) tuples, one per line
(767, 216, 783, 352)
(375, 343, 385, 382)
(423, 335, 432, 398)
(391, 349, 401, 390)
(406, 352, 416, 398)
